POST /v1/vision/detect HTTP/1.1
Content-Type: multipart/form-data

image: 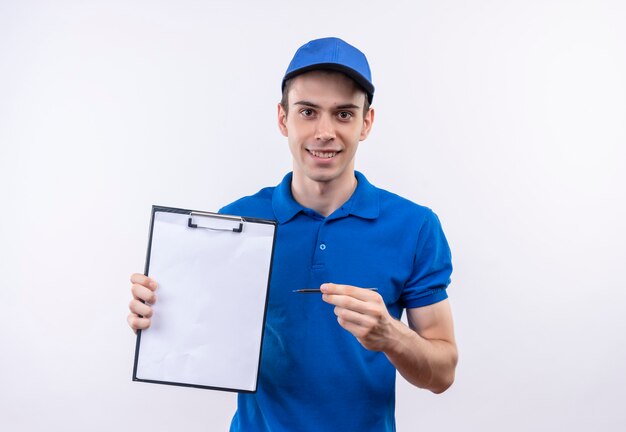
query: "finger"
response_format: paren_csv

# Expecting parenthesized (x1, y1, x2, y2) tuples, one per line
(127, 313, 151, 331)
(129, 298, 153, 318)
(321, 283, 378, 301)
(323, 293, 379, 316)
(130, 273, 158, 291)
(334, 306, 375, 328)
(336, 317, 369, 339)
(131, 283, 158, 304)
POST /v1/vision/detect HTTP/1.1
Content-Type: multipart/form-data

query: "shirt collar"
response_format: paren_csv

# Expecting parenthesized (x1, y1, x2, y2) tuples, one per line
(272, 171, 380, 223)
(272, 172, 303, 223)
(349, 171, 380, 220)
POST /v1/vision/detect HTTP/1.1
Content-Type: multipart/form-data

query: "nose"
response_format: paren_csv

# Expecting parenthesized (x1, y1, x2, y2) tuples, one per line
(315, 114, 336, 142)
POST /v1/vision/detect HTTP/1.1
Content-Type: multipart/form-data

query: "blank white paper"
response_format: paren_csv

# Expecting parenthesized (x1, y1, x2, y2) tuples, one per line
(134, 209, 275, 392)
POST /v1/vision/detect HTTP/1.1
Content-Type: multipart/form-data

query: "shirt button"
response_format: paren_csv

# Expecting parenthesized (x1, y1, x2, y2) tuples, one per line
(319, 243, 326, 250)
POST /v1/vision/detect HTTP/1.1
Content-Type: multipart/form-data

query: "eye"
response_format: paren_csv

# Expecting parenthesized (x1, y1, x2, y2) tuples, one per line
(300, 108, 315, 117)
(337, 111, 353, 120)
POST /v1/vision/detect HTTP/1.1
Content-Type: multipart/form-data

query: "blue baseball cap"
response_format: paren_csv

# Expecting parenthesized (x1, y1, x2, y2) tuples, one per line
(282, 37, 374, 104)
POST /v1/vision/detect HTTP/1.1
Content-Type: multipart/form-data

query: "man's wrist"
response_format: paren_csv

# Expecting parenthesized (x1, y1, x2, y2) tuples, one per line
(382, 318, 415, 357)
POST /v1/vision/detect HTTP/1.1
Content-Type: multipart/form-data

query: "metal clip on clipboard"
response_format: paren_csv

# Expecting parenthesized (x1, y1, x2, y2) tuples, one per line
(187, 211, 244, 233)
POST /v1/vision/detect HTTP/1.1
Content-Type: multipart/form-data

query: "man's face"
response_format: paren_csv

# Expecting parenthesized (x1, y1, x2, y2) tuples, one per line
(278, 71, 374, 186)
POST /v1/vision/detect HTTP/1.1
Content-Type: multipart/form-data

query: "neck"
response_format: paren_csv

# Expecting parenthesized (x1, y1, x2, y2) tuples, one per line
(291, 171, 358, 217)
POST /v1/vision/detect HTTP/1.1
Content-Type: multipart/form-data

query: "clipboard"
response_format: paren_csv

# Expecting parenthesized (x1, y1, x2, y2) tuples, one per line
(132, 205, 277, 393)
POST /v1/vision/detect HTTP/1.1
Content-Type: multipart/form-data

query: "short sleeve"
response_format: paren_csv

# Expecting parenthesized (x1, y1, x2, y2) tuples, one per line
(400, 209, 453, 309)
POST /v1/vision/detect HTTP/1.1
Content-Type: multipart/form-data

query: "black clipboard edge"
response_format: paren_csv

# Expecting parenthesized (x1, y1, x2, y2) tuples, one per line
(131, 205, 277, 394)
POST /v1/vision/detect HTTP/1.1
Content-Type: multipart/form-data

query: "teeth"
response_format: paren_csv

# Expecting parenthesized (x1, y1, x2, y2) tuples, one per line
(310, 150, 337, 159)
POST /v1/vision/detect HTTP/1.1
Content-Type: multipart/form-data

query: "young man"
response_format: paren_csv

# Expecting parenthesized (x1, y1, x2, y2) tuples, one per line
(128, 37, 457, 431)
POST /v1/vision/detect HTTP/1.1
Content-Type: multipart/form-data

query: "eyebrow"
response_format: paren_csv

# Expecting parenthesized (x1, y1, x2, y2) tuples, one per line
(293, 100, 361, 110)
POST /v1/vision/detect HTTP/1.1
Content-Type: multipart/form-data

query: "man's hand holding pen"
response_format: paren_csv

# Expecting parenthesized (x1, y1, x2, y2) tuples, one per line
(321, 283, 400, 353)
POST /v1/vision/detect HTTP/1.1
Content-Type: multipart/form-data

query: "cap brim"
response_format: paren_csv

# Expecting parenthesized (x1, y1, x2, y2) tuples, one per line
(282, 63, 374, 104)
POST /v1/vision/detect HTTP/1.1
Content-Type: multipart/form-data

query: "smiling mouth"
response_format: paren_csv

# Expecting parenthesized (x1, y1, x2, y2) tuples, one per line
(308, 149, 339, 159)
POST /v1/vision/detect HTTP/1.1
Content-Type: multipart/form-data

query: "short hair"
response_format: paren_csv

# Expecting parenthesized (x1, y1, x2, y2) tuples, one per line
(280, 71, 371, 118)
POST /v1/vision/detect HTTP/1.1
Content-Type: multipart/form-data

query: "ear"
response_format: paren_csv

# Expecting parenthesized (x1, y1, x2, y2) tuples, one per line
(277, 103, 288, 137)
(359, 107, 375, 141)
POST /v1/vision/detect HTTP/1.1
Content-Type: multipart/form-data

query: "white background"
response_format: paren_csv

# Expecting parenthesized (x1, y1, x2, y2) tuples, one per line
(1, 1, 625, 431)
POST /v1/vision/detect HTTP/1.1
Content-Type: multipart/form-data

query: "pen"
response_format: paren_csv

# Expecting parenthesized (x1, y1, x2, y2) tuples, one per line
(292, 288, 378, 293)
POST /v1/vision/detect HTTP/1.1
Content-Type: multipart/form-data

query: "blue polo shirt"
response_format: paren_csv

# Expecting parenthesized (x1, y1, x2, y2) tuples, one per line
(221, 171, 452, 432)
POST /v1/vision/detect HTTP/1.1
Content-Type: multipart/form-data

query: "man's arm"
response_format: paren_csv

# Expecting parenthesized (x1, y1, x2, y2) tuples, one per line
(321, 283, 457, 394)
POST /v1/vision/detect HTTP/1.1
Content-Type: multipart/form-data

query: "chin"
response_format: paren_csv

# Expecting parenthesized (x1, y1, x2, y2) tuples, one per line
(296, 160, 352, 185)
(306, 173, 336, 183)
